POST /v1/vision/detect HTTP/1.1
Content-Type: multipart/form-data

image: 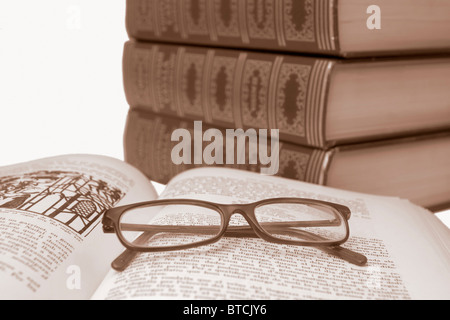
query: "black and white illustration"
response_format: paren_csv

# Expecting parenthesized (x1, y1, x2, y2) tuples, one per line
(0, 171, 124, 235)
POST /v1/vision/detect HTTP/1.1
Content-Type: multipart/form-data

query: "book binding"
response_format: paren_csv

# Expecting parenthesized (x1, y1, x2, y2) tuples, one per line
(126, 0, 340, 56)
(124, 110, 332, 185)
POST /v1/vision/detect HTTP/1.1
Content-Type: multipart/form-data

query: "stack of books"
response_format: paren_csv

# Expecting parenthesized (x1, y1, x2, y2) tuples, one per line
(121, 0, 450, 211)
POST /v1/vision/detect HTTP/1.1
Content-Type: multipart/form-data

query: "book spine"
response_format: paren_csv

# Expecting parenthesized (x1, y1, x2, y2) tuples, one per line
(125, 0, 340, 56)
(124, 109, 330, 185)
(123, 41, 335, 149)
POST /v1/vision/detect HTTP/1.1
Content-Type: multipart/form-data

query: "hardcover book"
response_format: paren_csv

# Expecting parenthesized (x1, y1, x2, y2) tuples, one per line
(125, 0, 450, 57)
(124, 109, 450, 211)
(123, 41, 450, 149)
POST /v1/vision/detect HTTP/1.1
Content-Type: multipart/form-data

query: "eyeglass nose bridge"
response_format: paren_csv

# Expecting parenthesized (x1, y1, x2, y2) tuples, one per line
(220, 203, 256, 220)
(219, 203, 272, 241)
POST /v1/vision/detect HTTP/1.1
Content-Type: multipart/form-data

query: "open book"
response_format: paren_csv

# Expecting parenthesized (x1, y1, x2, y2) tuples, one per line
(0, 155, 448, 300)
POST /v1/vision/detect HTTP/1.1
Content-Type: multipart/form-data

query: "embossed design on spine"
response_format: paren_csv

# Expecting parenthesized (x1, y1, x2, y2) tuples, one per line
(283, 0, 315, 43)
(156, 0, 179, 35)
(213, 0, 240, 38)
(129, 0, 339, 54)
(126, 44, 151, 108)
(180, 51, 206, 117)
(279, 148, 310, 181)
(241, 59, 273, 129)
(246, 0, 276, 40)
(275, 62, 311, 137)
(124, 42, 336, 148)
(153, 46, 178, 114)
(185, 0, 209, 36)
(210, 55, 238, 124)
(134, 0, 156, 34)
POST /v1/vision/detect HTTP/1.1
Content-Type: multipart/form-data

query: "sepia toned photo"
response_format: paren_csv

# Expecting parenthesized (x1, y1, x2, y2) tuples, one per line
(0, 0, 449, 307)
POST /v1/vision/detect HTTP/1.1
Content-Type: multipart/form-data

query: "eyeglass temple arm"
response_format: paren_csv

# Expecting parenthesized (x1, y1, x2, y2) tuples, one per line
(111, 230, 156, 272)
(111, 223, 367, 271)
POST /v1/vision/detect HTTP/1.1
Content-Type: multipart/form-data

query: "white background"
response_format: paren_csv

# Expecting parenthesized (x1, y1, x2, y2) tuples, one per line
(0, 1, 448, 226)
(0, 1, 127, 164)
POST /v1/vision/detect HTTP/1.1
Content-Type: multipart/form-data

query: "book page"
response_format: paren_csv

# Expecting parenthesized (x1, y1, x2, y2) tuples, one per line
(93, 168, 450, 300)
(0, 154, 157, 299)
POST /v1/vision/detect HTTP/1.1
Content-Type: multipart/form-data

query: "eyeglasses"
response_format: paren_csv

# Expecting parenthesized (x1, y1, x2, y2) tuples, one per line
(102, 198, 367, 271)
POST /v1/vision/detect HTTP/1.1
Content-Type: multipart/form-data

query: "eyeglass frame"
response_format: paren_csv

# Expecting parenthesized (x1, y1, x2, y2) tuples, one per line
(102, 198, 367, 270)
